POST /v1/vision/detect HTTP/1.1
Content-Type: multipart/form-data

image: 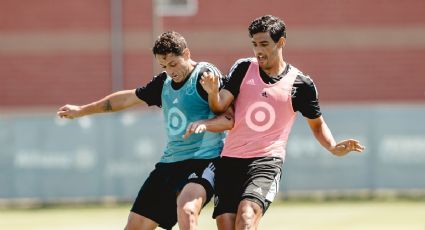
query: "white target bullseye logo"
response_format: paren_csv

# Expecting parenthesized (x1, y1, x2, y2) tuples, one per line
(167, 107, 187, 136)
(245, 101, 276, 132)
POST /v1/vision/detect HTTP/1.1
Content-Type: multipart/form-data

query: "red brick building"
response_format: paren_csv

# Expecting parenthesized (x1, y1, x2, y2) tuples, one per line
(1, 0, 424, 107)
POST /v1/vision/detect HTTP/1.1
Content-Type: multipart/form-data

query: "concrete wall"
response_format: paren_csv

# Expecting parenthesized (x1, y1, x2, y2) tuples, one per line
(1, 105, 424, 202)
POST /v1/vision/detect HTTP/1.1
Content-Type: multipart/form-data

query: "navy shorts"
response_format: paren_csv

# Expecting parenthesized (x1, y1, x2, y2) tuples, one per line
(131, 158, 218, 230)
(213, 156, 283, 218)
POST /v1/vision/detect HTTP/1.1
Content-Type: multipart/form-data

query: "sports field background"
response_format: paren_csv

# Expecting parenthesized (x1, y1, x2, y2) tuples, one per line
(1, 1, 425, 230)
(1, 201, 424, 230)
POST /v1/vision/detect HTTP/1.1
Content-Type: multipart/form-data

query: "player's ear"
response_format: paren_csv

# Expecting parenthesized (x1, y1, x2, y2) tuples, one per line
(182, 48, 190, 60)
(277, 37, 286, 48)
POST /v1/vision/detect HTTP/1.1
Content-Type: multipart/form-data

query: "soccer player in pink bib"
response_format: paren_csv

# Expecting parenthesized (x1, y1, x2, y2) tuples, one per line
(200, 15, 365, 230)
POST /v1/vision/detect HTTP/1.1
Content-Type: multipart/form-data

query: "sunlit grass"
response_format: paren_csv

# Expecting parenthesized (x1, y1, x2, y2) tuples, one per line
(1, 201, 424, 230)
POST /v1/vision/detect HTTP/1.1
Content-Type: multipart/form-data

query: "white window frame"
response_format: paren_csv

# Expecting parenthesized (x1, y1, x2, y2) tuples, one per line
(155, 0, 198, 16)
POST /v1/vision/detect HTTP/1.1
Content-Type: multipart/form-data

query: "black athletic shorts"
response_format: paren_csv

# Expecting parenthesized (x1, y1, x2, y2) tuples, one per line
(131, 158, 219, 230)
(213, 156, 283, 218)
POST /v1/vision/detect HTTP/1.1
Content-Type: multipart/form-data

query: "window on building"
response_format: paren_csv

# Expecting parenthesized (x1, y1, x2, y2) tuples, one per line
(156, 0, 198, 16)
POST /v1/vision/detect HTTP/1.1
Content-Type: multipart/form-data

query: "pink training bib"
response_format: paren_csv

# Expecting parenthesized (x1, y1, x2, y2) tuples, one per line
(221, 58, 299, 160)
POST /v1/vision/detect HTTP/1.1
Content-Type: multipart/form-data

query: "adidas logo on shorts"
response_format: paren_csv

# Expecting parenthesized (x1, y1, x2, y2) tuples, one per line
(188, 173, 198, 179)
(253, 187, 263, 195)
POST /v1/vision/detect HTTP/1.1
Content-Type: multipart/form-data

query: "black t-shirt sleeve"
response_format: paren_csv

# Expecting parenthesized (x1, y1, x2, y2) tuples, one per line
(223, 60, 251, 98)
(135, 72, 167, 107)
(292, 74, 322, 119)
(196, 65, 226, 101)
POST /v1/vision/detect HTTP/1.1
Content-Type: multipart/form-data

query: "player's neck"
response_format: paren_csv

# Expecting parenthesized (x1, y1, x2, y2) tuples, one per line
(188, 59, 196, 72)
(183, 59, 197, 80)
(262, 59, 286, 77)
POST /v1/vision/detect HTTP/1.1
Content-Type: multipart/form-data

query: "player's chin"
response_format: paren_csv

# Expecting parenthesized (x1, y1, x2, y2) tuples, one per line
(172, 76, 183, 83)
(257, 61, 268, 69)
(259, 64, 269, 71)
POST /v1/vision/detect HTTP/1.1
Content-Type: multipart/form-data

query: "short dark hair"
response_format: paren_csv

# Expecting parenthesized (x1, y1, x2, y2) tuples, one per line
(152, 31, 187, 56)
(248, 15, 286, 43)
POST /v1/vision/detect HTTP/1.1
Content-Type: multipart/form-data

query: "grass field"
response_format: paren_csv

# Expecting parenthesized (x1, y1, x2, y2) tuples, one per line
(1, 201, 424, 230)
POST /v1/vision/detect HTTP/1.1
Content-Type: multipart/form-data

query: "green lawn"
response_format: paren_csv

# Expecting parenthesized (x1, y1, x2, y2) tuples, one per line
(1, 201, 424, 230)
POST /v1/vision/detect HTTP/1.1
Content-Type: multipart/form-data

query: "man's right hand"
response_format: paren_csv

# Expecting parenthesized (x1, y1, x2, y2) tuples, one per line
(200, 72, 220, 94)
(57, 104, 83, 119)
(182, 121, 207, 139)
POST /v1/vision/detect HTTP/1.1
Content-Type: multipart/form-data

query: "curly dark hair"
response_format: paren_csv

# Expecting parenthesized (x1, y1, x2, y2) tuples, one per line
(248, 15, 286, 43)
(152, 31, 187, 56)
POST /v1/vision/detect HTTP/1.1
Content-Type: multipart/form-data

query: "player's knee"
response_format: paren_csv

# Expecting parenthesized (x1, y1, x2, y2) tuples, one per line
(177, 200, 198, 217)
(236, 200, 262, 228)
(177, 184, 205, 217)
(238, 205, 255, 224)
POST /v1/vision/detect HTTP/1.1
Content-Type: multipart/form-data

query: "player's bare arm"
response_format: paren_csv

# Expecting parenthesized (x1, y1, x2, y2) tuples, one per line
(183, 106, 234, 138)
(307, 116, 365, 156)
(200, 72, 234, 114)
(57, 89, 144, 119)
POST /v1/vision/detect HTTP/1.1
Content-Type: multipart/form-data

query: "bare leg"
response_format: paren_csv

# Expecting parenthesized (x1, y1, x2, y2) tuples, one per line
(216, 213, 236, 230)
(177, 182, 207, 230)
(235, 199, 263, 230)
(124, 211, 158, 230)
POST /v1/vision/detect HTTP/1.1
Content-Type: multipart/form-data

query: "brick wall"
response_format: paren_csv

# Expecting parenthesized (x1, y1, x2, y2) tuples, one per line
(1, 0, 424, 107)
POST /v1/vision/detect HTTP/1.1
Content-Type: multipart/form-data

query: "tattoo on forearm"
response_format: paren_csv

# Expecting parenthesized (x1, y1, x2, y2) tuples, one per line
(103, 100, 112, 112)
(225, 115, 232, 121)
